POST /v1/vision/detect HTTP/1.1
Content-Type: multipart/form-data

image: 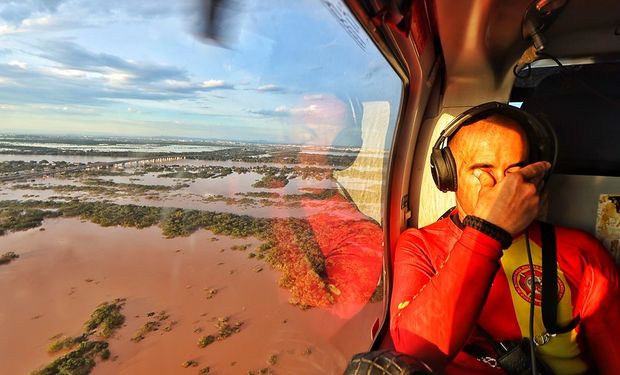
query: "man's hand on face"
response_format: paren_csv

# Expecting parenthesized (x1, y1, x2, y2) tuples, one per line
(471, 161, 551, 237)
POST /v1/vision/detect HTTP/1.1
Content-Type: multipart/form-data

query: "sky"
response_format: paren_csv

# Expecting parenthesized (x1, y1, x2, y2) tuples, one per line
(0, 0, 402, 146)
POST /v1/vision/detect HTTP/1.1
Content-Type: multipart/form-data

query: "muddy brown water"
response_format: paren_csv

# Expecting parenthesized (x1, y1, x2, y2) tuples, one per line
(0, 218, 381, 375)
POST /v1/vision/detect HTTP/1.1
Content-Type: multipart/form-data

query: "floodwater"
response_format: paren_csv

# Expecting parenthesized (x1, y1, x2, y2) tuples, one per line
(0, 142, 227, 154)
(0, 148, 386, 374)
(0, 155, 141, 163)
(0, 167, 341, 218)
(0, 218, 381, 375)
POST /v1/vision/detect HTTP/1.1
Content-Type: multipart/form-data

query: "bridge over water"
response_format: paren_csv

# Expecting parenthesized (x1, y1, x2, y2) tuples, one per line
(0, 155, 186, 182)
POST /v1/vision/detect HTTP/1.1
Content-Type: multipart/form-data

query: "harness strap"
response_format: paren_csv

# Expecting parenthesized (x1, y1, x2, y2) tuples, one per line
(540, 222, 580, 334)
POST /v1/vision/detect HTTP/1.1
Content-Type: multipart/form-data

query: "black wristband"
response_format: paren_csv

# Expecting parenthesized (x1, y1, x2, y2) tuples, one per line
(463, 215, 513, 249)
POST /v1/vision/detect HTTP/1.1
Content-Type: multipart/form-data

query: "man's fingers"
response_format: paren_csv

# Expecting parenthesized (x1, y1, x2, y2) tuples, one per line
(517, 161, 551, 181)
(474, 169, 495, 188)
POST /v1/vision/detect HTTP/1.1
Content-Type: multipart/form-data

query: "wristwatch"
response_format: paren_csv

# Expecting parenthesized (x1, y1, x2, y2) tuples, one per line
(463, 215, 513, 249)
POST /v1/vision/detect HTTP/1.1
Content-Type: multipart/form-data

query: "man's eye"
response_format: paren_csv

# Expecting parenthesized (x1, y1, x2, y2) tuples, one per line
(474, 168, 496, 182)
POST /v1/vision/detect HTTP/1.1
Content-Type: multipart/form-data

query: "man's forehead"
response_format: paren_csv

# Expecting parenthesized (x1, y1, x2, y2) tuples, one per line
(449, 115, 529, 162)
(450, 115, 526, 144)
(462, 114, 524, 134)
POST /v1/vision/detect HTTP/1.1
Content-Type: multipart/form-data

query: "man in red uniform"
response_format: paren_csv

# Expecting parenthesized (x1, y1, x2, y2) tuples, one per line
(390, 108, 620, 374)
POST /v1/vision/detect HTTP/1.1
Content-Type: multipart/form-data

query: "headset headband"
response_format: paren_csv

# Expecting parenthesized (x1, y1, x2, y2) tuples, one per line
(434, 101, 557, 165)
(430, 101, 558, 192)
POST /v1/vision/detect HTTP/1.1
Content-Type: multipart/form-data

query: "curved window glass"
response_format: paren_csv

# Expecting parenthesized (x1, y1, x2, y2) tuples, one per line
(0, 0, 402, 373)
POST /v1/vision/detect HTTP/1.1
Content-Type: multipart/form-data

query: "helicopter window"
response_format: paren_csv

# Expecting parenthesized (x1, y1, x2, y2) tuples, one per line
(0, 0, 402, 373)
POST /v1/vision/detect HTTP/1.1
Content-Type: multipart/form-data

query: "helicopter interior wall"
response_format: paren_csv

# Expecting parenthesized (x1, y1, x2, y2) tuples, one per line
(546, 174, 619, 235)
(518, 63, 620, 250)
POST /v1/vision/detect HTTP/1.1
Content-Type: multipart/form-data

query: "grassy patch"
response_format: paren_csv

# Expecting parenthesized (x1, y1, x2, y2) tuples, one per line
(197, 335, 216, 348)
(252, 172, 289, 189)
(182, 360, 199, 368)
(0, 205, 61, 234)
(0, 251, 19, 265)
(84, 298, 126, 338)
(235, 191, 280, 199)
(48, 334, 89, 353)
(197, 317, 243, 348)
(131, 311, 170, 342)
(32, 340, 110, 375)
(31, 299, 125, 375)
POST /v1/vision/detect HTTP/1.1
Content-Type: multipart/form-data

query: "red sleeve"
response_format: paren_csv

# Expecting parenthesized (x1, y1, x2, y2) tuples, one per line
(575, 232, 620, 374)
(390, 225, 503, 370)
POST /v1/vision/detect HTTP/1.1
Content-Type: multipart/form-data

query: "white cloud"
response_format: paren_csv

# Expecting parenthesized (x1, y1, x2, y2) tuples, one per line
(303, 94, 325, 101)
(164, 79, 193, 89)
(0, 24, 17, 35)
(0, 13, 63, 35)
(257, 83, 279, 91)
(8, 60, 27, 69)
(104, 71, 135, 86)
(21, 15, 52, 28)
(201, 79, 226, 88)
(0, 103, 18, 110)
(289, 104, 318, 114)
(43, 67, 89, 78)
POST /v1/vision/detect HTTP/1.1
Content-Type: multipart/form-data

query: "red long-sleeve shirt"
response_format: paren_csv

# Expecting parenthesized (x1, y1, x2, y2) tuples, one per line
(390, 213, 620, 374)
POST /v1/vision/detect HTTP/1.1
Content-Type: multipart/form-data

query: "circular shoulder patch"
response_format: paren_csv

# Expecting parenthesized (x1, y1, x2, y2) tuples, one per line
(512, 265, 566, 306)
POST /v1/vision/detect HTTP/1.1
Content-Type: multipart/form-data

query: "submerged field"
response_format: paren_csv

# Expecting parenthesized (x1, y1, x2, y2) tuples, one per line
(0, 137, 385, 375)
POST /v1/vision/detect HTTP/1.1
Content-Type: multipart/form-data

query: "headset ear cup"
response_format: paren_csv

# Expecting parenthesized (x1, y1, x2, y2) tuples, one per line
(442, 147, 458, 192)
(430, 148, 445, 191)
(431, 147, 458, 192)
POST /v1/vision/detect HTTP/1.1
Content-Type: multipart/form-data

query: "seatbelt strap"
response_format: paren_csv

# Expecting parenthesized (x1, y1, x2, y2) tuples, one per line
(540, 221, 580, 334)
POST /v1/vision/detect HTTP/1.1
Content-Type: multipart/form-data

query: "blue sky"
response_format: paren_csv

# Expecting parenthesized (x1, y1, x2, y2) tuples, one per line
(0, 0, 402, 146)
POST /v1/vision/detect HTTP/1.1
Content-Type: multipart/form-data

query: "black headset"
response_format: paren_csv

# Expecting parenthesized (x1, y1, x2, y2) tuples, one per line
(430, 101, 557, 192)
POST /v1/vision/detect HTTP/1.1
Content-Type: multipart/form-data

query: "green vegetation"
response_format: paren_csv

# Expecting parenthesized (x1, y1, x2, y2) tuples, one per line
(197, 335, 216, 348)
(266, 218, 333, 308)
(216, 317, 243, 338)
(204, 288, 218, 299)
(131, 311, 171, 342)
(48, 334, 88, 353)
(60, 201, 161, 229)
(283, 188, 338, 201)
(0, 200, 273, 238)
(191, 145, 356, 167)
(84, 299, 126, 338)
(31, 299, 125, 375)
(159, 165, 236, 179)
(0, 203, 61, 235)
(231, 244, 251, 251)
(252, 171, 289, 188)
(131, 321, 160, 343)
(0, 160, 74, 177)
(182, 360, 199, 368)
(160, 208, 271, 238)
(0, 251, 19, 265)
(12, 178, 188, 197)
(236, 191, 280, 199)
(0, 199, 379, 310)
(267, 354, 278, 366)
(31, 340, 110, 375)
(156, 164, 333, 182)
(197, 317, 243, 348)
